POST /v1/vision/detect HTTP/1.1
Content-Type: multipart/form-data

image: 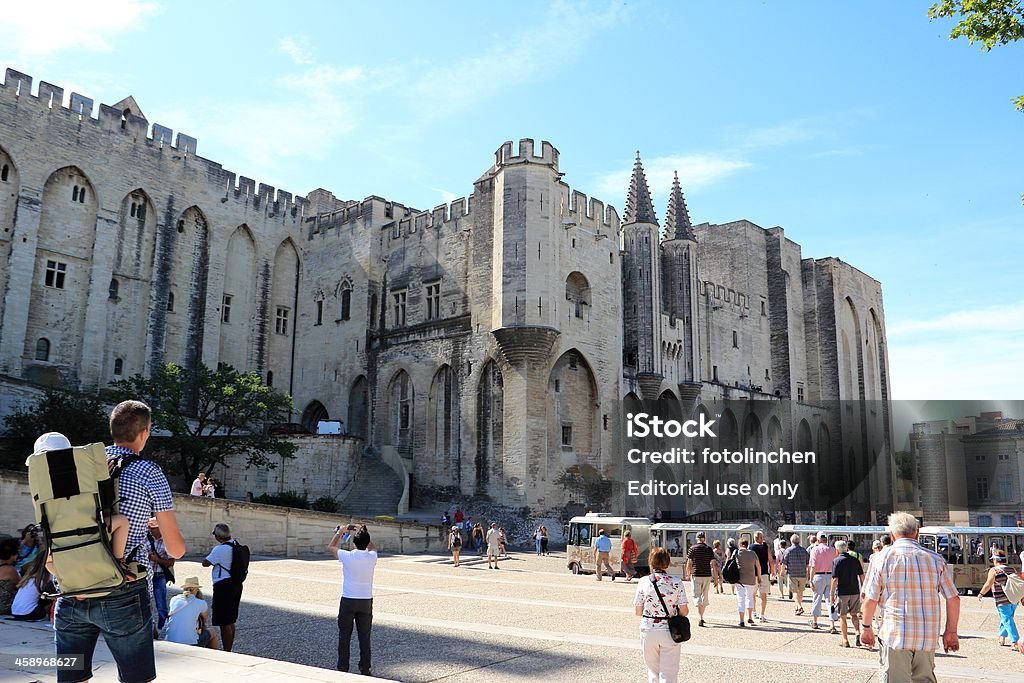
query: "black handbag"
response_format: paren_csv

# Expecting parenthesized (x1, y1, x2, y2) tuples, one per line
(651, 573, 691, 643)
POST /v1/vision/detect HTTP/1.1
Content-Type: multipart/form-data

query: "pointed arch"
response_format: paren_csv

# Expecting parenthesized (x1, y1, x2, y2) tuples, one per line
(548, 349, 599, 479)
(268, 238, 299, 394)
(25, 166, 98, 374)
(301, 400, 329, 433)
(565, 271, 591, 320)
(107, 188, 157, 384)
(386, 368, 414, 458)
(428, 365, 458, 477)
(717, 408, 738, 451)
(0, 145, 19, 334)
(348, 375, 369, 438)
(475, 359, 504, 493)
(114, 188, 156, 280)
(163, 206, 210, 370)
(220, 225, 258, 370)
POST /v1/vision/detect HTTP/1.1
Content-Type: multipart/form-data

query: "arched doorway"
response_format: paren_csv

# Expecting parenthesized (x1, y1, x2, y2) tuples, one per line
(301, 400, 328, 433)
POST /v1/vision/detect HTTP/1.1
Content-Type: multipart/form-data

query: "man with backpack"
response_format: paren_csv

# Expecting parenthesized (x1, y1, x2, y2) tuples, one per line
(52, 400, 186, 683)
(202, 522, 249, 652)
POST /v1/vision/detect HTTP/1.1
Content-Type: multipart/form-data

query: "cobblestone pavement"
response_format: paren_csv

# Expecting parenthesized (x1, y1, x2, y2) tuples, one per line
(163, 547, 1022, 682)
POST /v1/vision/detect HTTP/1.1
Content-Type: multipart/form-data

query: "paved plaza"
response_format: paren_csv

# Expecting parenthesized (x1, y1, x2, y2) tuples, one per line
(4, 547, 1023, 682)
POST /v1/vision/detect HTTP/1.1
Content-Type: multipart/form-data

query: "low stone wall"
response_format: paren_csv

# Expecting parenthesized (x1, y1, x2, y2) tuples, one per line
(0, 470, 445, 556)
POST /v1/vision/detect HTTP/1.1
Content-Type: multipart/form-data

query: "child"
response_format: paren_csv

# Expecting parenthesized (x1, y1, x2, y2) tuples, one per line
(33, 433, 131, 570)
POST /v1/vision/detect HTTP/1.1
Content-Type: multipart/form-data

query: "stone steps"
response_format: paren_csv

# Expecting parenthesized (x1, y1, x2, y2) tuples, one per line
(338, 455, 403, 517)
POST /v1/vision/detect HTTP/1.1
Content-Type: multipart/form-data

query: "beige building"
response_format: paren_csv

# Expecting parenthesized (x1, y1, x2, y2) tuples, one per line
(0, 68, 893, 517)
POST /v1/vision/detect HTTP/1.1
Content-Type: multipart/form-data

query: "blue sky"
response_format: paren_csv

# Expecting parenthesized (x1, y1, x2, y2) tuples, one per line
(4, 1, 1022, 399)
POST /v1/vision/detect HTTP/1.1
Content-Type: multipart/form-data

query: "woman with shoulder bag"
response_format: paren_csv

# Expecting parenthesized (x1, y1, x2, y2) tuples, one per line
(977, 549, 1024, 651)
(633, 546, 690, 683)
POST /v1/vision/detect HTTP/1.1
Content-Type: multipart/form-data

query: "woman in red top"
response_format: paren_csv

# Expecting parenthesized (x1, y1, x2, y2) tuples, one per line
(621, 530, 639, 582)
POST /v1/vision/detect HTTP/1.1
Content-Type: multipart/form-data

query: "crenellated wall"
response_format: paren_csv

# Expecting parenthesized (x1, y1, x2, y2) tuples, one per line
(0, 68, 305, 396)
(0, 64, 893, 518)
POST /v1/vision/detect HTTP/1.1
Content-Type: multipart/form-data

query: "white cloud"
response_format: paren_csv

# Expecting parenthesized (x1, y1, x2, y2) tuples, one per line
(405, 1, 625, 121)
(594, 154, 753, 200)
(887, 300, 1024, 399)
(5, 0, 158, 62)
(889, 300, 1024, 336)
(430, 188, 458, 205)
(279, 37, 315, 66)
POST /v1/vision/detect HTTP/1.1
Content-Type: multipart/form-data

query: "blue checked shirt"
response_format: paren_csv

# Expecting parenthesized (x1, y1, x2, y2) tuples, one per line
(106, 445, 174, 577)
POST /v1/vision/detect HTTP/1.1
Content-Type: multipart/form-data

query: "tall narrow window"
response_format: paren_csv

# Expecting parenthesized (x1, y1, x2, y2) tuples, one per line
(426, 282, 440, 320)
(130, 202, 137, 218)
(315, 299, 323, 325)
(44, 260, 67, 289)
(275, 307, 290, 335)
(222, 294, 233, 323)
(266, 371, 274, 387)
(113, 358, 124, 375)
(340, 284, 352, 321)
(392, 290, 407, 327)
(108, 278, 119, 300)
(797, 385, 805, 402)
(72, 186, 79, 202)
(977, 477, 989, 500)
(0, 164, 9, 182)
(166, 292, 174, 312)
(732, 330, 738, 348)
(561, 424, 573, 447)
(35, 338, 50, 362)
(78, 186, 86, 203)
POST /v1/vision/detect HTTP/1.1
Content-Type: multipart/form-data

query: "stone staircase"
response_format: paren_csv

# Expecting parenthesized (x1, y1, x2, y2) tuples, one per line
(338, 453, 404, 517)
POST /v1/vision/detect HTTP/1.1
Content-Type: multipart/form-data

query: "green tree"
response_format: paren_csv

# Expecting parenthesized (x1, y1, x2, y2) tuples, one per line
(114, 362, 296, 484)
(929, 0, 1024, 111)
(1, 389, 111, 468)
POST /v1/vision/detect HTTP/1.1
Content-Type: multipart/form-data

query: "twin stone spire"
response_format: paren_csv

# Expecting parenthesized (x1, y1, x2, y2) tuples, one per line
(623, 151, 695, 242)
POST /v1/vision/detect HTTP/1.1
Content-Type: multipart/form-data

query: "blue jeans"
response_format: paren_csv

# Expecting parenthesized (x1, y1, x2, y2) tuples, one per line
(151, 573, 168, 630)
(997, 603, 1020, 643)
(55, 580, 155, 683)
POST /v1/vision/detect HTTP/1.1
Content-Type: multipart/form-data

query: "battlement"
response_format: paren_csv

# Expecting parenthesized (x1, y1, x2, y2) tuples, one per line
(494, 138, 559, 171)
(0, 68, 307, 222)
(564, 183, 620, 231)
(385, 194, 475, 240)
(698, 280, 750, 310)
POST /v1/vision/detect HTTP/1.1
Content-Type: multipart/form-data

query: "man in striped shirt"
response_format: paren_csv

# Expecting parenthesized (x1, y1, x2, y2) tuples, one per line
(861, 512, 960, 682)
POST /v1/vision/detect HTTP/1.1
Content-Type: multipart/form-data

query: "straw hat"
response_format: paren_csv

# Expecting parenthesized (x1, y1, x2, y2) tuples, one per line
(181, 576, 202, 590)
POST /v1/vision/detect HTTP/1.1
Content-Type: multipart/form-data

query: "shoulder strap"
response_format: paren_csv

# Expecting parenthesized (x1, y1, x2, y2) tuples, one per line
(650, 572, 676, 618)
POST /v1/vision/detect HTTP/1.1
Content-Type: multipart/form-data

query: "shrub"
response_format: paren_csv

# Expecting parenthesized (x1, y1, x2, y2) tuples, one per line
(254, 491, 309, 509)
(312, 495, 339, 513)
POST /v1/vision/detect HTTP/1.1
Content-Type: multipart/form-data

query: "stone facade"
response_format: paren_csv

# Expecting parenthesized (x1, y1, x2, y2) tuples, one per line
(0, 68, 893, 517)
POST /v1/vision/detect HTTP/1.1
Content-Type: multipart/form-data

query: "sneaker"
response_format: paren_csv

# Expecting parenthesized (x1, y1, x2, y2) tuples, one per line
(739, 621, 746, 627)
(699, 620, 706, 627)
(747, 618, 755, 625)
(855, 635, 861, 647)
(758, 615, 767, 623)
(810, 621, 820, 630)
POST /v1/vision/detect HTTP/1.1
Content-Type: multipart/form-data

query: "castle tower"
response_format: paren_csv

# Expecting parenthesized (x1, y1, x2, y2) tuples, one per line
(661, 171, 700, 392)
(482, 139, 563, 504)
(621, 153, 664, 400)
